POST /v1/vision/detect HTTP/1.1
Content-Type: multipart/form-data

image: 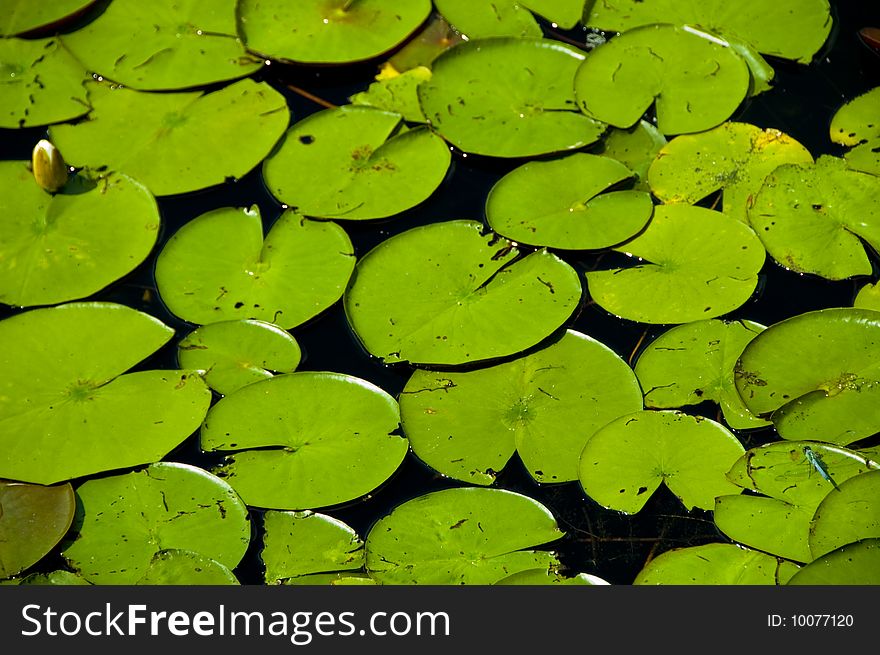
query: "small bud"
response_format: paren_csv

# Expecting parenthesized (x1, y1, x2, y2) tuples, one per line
(32, 139, 68, 193)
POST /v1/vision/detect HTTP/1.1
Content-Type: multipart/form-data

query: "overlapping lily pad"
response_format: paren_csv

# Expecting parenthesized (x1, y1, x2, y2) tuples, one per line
(574, 25, 750, 135)
(155, 206, 354, 329)
(633, 543, 798, 585)
(854, 282, 880, 311)
(809, 469, 880, 559)
(202, 372, 407, 510)
(585, 205, 765, 324)
(365, 488, 564, 584)
(600, 120, 667, 191)
(49, 79, 289, 196)
(350, 67, 431, 123)
(787, 539, 880, 585)
(486, 153, 654, 250)
(747, 155, 880, 280)
(238, 0, 432, 64)
(648, 122, 813, 224)
(0, 162, 159, 307)
(434, 0, 542, 38)
(418, 37, 606, 157)
(344, 220, 582, 365)
(830, 86, 880, 176)
(401, 329, 643, 485)
(734, 308, 880, 445)
(0, 0, 96, 36)
(62, 462, 251, 585)
(634, 319, 769, 430)
(0, 303, 211, 484)
(578, 410, 745, 513)
(136, 549, 240, 585)
(263, 106, 449, 219)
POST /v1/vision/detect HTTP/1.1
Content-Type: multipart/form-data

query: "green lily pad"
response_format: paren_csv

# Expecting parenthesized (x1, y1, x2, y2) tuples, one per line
(136, 549, 240, 585)
(365, 487, 564, 585)
(810, 469, 880, 559)
(854, 282, 880, 311)
(633, 543, 798, 585)
(830, 86, 880, 176)
(238, 0, 432, 64)
(734, 307, 880, 445)
(61, 0, 261, 90)
(0, 302, 211, 484)
(600, 120, 667, 191)
(485, 153, 654, 250)
(387, 14, 464, 72)
(574, 24, 750, 135)
(0, 163, 160, 307)
(17, 570, 91, 585)
(787, 539, 880, 585)
(585, 204, 765, 324)
(0, 37, 91, 128)
(282, 572, 377, 585)
(261, 511, 364, 584)
(350, 67, 431, 123)
(177, 320, 301, 396)
(202, 372, 407, 510)
(433, 0, 542, 38)
(0, 481, 75, 579)
(400, 329, 643, 485)
(344, 220, 582, 365)
(155, 206, 354, 330)
(263, 106, 450, 220)
(418, 37, 607, 157)
(634, 319, 769, 430)
(49, 79, 289, 196)
(748, 155, 880, 280)
(62, 462, 251, 585)
(648, 122, 813, 224)
(0, 0, 96, 36)
(495, 569, 610, 585)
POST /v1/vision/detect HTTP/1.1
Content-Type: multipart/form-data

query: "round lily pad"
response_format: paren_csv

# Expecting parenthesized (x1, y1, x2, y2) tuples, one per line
(0, 0, 96, 36)
(400, 329, 643, 485)
(734, 307, 880, 445)
(574, 24, 750, 135)
(648, 122, 813, 224)
(263, 106, 450, 220)
(62, 462, 251, 585)
(238, 0, 432, 64)
(578, 410, 745, 514)
(155, 206, 355, 330)
(61, 0, 262, 90)
(585, 204, 766, 324)
(418, 37, 607, 157)
(809, 469, 880, 559)
(365, 487, 564, 585)
(634, 319, 769, 430)
(485, 153, 654, 250)
(633, 543, 798, 585)
(600, 120, 667, 191)
(434, 0, 542, 38)
(748, 155, 880, 280)
(0, 163, 160, 307)
(136, 549, 240, 585)
(344, 220, 582, 365)
(830, 86, 880, 176)
(787, 539, 880, 585)
(854, 282, 880, 311)
(0, 481, 75, 579)
(202, 372, 407, 510)
(0, 302, 211, 484)
(177, 320, 301, 396)
(49, 79, 289, 196)
(0, 37, 91, 128)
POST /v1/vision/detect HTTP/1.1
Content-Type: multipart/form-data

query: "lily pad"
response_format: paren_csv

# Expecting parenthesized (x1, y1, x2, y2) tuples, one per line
(585, 204, 765, 324)
(155, 206, 354, 330)
(0, 302, 211, 484)
(202, 372, 407, 510)
(350, 67, 431, 123)
(344, 220, 582, 366)
(62, 462, 250, 585)
(400, 329, 643, 485)
(747, 155, 880, 280)
(0, 163, 160, 307)
(177, 320, 301, 396)
(809, 469, 880, 559)
(238, 0, 432, 64)
(0, 0, 96, 36)
(433, 0, 542, 38)
(830, 86, 880, 176)
(61, 0, 262, 90)
(578, 410, 745, 514)
(282, 572, 377, 586)
(648, 122, 813, 224)
(495, 569, 610, 585)
(734, 307, 880, 445)
(261, 511, 364, 584)
(633, 543, 798, 585)
(574, 24, 750, 135)
(787, 539, 880, 585)
(854, 282, 880, 311)
(0, 481, 75, 579)
(136, 549, 240, 585)
(387, 14, 464, 72)
(17, 570, 91, 585)
(0, 37, 91, 128)
(600, 120, 667, 191)
(634, 319, 769, 430)
(418, 37, 607, 157)
(263, 106, 450, 220)
(485, 153, 654, 250)
(365, 487, 564, 585)
(49, 79, 289, 196)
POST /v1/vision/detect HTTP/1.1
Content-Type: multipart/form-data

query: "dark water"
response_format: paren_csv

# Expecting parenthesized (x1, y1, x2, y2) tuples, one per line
(2, 0, 879, 585)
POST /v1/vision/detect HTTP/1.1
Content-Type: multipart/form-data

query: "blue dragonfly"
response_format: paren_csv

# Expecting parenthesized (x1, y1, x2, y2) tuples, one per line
(803, 446, 842, 492)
